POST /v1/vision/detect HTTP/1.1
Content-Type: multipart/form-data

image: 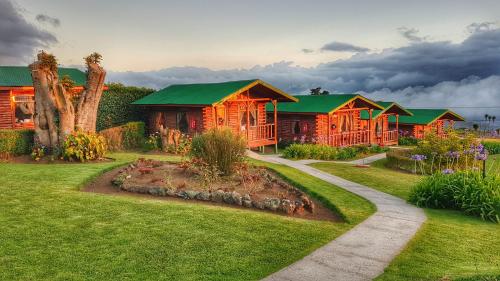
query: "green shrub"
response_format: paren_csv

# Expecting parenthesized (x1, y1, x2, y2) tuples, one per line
(409, 172, 500, 222)
(483, 141, 500, 155)
(282, 144, 387, 161)
(100, 122, 146, 151)
(62, 131, 108, 162)
(190, 128, 246, 176)
(398, 136, 419, 146)
(97, 83, 154, 131)
(0, 129, 34, 158)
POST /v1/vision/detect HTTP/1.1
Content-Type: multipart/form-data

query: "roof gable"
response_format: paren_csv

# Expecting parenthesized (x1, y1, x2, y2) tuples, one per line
(267, 94, 383, 114)
(389, 108, 465, 124)
(132, 79, 297, 106)
(0, 66, 86, 87)
(360, 101, 413, 120)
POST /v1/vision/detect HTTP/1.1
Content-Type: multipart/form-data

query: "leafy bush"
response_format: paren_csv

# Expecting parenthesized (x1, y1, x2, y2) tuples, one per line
(398, 136, 419, 146)
(97, 83, 154, 131)
(0, 129, 34, 158)
(282, 144, 387, 161)
(190, 128, 246, 176)
(143, 132, 161, 151)
(409, 172, 500, 222)
(100, 122, 146, 151)
(482, 141, 500, 155)
(62, 131, 108, 162)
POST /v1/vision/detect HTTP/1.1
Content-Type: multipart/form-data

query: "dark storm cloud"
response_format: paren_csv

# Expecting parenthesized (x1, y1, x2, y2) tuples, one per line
(0, 0, 57, 65)
(36, 14, 61, 27)
(397, 27, 427, 42)
(320, 41, 370, 52)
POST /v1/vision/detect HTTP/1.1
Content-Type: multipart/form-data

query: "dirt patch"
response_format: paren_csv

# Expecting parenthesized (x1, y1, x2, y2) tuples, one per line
(84, 160, 340, 222)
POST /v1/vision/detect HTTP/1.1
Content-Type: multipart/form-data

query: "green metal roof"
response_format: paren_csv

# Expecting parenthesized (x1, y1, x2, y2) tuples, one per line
(388, 108, 465, 124)
(132, 79, 297, 106)
(0, 66, 86, 87)
(266, 94, 383, 114)
(360, 101, 413, 120)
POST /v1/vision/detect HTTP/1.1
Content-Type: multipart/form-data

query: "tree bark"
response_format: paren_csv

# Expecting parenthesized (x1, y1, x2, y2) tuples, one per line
(75, 62, 106, 132)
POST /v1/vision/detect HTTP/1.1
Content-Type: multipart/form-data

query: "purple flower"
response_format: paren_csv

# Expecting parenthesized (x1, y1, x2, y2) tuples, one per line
(411, 154, 427, 161)
(446, 151, 460, 159)
(475, 143, 485, 153)
(475, 153, 488, 161)
(442, 168, 454, 174)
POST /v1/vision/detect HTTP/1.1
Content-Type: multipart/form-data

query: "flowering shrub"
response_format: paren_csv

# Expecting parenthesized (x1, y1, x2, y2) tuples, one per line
(0, 129, 34, 159)
(143, 132, 161, 151)
(409, 171, 500, 223)
(30, 144, 46, 161)
(398, 136, 419, 146)
(62, 131, 107, 162)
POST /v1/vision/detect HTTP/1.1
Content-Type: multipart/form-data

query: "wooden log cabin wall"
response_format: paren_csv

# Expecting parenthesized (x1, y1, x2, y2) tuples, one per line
(0, 66, 87, 130)
(267, 95, 384, 147)
(390, 109, 465, 139)
(133, 79, 298, 149)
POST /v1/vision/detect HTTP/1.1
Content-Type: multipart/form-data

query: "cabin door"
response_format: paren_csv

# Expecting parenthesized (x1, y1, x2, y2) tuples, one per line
(238, 103, 258, 141)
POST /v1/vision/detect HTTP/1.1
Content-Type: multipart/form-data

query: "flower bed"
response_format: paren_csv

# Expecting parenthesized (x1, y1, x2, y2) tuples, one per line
(110, 158, 327, 217)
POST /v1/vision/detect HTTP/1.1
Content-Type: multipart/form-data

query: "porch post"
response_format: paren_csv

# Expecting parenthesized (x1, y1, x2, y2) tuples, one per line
(368, 109, 373, 145)
(396, 114, 399, 145)
(273, 100, 278, 153)
(214, 106, 218, 128)
(10, 90, 15, 129)
(246, 100, 250, 143)
(327, 113, 331, 146)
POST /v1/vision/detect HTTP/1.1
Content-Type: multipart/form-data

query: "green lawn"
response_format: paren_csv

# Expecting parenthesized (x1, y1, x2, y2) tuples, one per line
(0, 152, 373, 281)
(311, 159, 500, 281)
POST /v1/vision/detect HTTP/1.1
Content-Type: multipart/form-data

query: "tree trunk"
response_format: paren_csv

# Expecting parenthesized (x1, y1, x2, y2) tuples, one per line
(75, 62, 106, 132)
(30, 51, 105, 151)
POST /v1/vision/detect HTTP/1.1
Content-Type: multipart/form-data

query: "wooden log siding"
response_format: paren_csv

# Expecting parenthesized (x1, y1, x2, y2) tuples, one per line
(0, 90, 13, 129)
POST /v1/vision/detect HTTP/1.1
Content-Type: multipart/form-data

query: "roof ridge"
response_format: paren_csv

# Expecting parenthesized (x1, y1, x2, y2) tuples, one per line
(165, 79, 258, 87)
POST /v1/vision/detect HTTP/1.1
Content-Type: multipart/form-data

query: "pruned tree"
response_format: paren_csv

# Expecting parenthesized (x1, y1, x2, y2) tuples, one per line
(30, 51, 106, 150)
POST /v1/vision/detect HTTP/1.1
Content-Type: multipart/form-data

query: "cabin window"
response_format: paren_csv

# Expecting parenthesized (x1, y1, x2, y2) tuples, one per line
(239, 104, 258, 129)
(176, 111, 189, 133)
(13, 95, 35, 125)
(292, 121, 301, 134)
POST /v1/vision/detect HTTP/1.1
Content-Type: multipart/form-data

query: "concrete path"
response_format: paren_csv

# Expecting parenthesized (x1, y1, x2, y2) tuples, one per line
(296, 152, 387, 165)
(248, 152, 426, 281)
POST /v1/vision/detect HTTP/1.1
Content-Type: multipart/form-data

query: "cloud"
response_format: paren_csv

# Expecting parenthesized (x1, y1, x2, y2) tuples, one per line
(0, 0, 57, 65)
(320, 41, 370, 52)
(361, 75, 500, 122)
(301, 48, 314, 54)
(467, 21, 497, 33)
(397, 27, 428, 42)
(107, 27, 500, 121)
(36, 14, 60, 27)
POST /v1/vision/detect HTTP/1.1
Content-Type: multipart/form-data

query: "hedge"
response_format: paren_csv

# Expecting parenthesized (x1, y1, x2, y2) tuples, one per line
(482, 140, 500, 155)
(0, 129, 35, 156)
(99, 122, 146, 151)
(96, 83, 154, 131)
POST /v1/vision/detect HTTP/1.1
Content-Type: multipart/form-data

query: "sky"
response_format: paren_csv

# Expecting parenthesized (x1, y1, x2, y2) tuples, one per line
(1, 0, 500, 124)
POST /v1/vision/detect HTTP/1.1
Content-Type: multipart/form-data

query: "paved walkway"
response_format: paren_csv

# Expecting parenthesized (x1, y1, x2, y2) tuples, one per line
(297, 152, 387, 165)
(248, 152, 426, 281)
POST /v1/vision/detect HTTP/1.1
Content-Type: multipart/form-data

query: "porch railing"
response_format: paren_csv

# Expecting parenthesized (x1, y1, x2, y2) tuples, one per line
(328, 130, 370, 146)
(249, 123, 275, 141)
(382, 130, 398, 143)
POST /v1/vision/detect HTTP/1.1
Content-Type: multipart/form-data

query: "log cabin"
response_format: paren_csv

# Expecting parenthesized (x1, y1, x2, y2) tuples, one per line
(360, 101, 413, 146)
(0, 66, 87, 130)
(132, 79, 298, 149)
(266, 94, 384, 147)
(389, 108, 465, 139)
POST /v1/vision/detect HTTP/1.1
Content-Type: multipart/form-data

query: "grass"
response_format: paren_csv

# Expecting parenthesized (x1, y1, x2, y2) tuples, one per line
(311, 159, 500, 281)
(0, 152, 373, 281)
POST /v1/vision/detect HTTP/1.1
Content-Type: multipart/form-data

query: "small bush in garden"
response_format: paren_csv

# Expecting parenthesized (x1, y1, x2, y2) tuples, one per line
(482, 141, 500, 155)
(398, 136, 419, 146)
(62, 131, 108, 162)
(190, 128, 246, 176)
(409, 171, 500, 222)
(143, 132, 161, 151)
(0, 129, 35, 159)
(30, 144, 47, 161)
